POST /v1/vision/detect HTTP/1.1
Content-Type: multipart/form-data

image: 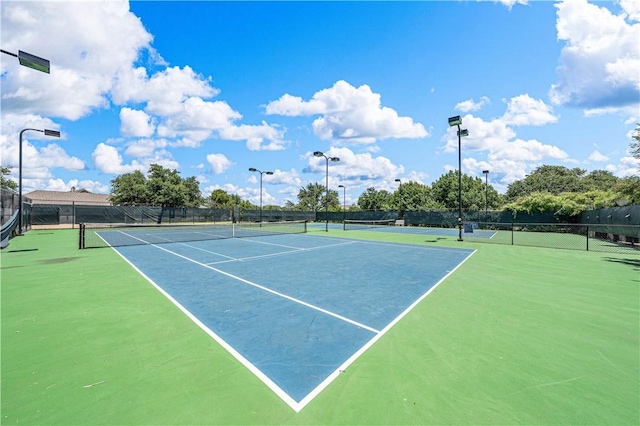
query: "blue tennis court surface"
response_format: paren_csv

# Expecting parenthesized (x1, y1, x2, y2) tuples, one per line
(111, 232, 475, 411)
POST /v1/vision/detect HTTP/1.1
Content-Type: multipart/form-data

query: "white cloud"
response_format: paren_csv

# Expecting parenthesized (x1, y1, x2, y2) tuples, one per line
(120, 108, 155, 137)
(442, 112, 569, 188)
(92, 142, 178, 175)
(588, 150, 609, 162)
(206, 153, 233, 174)
(496, 0, 529, 9)
(218, 122, 286, 151)
(549, 0, 640, 113)
(1, 1, 153, 121)
(455, 96, 490, 113)
(265, 80, 428, 143)
(306, 147, 404, 183)
(501, 94, 558, 126)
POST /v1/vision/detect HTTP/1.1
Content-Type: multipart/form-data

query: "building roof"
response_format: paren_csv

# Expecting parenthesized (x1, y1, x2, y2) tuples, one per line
(25, 188, 111, 205)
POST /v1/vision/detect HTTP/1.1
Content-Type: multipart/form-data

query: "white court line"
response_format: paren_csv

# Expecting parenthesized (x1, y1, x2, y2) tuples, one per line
(117, 231, 380, 334)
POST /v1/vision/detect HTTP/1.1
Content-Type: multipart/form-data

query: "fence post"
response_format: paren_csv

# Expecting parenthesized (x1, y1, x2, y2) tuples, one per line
(586, 225, 589, 251)
(511, 223, 514, 245)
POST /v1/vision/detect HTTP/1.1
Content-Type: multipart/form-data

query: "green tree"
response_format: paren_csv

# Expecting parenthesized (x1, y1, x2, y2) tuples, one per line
(582, 170, 619, 192)
(613, 176, 640, 205)
(110, 164, 201, 209)
(183, 176, 203, 207)
(431, 171, 499, 211)
(392, 181, 441, 212)
(504, 166, 586, 201)
(110, 170, 149, 205)
(208, 189, 234, 209)
(357, 187, 393, 210)
(631, 124, 640, 172)
(296, 183, 325, 212)
(0, 166, 17, 191)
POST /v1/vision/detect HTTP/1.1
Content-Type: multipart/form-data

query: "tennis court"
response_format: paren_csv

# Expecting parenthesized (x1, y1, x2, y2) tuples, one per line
(1, 227, 638, 424)
(103, 227, 474, 411)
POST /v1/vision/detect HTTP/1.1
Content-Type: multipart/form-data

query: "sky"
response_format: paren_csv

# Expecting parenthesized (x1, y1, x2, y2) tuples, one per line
(1, 0, 639, 207)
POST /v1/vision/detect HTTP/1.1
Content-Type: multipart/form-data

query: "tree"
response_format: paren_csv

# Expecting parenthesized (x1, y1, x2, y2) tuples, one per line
(631, 124, 640, 172)
(110, 170, 149, 205)
(392, 181, 441, 212)
(208, 189, 234, 209)
(110, 164, 202, 208)
(0, 166, 17, 191)
(431, 171, 499, 211)
(582, 170, 619, 192)
(504, 166, 586, 201)
(613, 176, 640, 205)
(296, 183, 324, 212)
(357, 187, 393, 210)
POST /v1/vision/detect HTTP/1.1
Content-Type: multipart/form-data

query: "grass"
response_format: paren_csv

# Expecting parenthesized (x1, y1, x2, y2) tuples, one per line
(1, 228, 638, 425)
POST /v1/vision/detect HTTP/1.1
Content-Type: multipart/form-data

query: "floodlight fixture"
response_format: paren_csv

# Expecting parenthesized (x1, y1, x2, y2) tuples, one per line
(448, 115, 462, 127)
(1, 49, 51, 74)
(458, 129, 469, 137)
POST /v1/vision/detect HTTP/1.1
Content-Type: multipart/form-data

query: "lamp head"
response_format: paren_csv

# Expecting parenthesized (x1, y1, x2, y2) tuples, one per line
(448, 115, 462, 127)
(338, 184, 344, 188)
(265, 171, 274, 175)
(18, 50, 50, 74)
(313, 151, 324, 157)
(330, 157, 340, 162)
(458, 129, 469, 137)
(248, 167, 257, 172)
(483, 170, 489, 174)
(44, 129, 61, 137)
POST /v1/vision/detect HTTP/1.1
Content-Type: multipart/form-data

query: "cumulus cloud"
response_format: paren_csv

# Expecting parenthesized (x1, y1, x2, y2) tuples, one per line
(305, 147, 404, 184)
(455, 96, 490, 113)
(442, 112, 569, 186)
(120, 108, 155, 137)
(549, 0, 640, 113)
(588, 150, 609, 162)
(496, 0, 529, 9)
(1, 1, 153, 121)
(501, 94, 558, 126)
(206, 153, 233, 174)
(265, 80, 428, 143)
(92, 142, 178, 175)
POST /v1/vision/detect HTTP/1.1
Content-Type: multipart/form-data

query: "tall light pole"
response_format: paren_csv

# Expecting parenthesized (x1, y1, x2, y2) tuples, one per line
(18, 128, 61, 234)
(1, 49, 51, 73)
(248, 167, 273, 223)
(448, 116, 469, 241)
(338, 184, 346, 230)
(313, 151, 340, 232)
(483, 170, 489, 221)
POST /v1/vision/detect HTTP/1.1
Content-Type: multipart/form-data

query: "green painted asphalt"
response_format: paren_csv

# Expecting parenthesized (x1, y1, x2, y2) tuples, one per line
(1, 229, 638, 425)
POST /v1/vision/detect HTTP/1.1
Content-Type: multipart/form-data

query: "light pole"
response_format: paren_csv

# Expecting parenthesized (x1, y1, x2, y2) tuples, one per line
(1, 49, 51, 73)
(313, 151, 340, 231)
(448, 116, 469, 241)
(248, 167, 273, 224)
(338, 184, 346, 230)
(483, 170, 489, 221)
(18, 128, 61, 234)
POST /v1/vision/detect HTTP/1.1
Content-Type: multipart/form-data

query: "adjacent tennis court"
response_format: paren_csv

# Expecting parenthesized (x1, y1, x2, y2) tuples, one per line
(106, 228, 474, 411)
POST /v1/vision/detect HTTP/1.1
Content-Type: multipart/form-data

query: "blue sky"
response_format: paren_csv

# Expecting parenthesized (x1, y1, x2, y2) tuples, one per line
(1, 0, 638, 206)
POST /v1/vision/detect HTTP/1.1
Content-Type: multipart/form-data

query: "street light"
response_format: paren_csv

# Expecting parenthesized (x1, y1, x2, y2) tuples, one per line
(483, 170, 489, 221)
(1, 49, 51, 73)
(18, 128, 61, 234)
(448, 115, 469, 241)
(248, 167, 273, 224)
(338, 184, 346, 230)
(313, 151, 340, 231)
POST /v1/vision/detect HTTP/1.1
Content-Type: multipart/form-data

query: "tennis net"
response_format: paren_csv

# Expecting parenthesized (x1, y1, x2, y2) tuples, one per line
(343, 219, 395, 230)
(79, 220, 307, 249)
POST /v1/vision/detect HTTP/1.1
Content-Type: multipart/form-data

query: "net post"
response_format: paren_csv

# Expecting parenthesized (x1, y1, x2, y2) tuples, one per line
(79, 223, 85, 249)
